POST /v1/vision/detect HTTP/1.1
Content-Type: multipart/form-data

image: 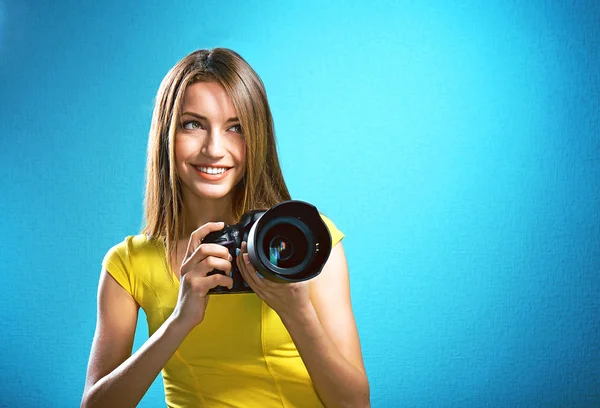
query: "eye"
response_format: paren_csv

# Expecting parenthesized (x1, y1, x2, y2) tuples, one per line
(182, 120, 203, 130)
(229, 124, 243, 133)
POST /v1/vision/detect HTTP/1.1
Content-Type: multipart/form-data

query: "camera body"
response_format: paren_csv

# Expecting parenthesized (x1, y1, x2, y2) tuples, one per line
(203, 200, 332, 294)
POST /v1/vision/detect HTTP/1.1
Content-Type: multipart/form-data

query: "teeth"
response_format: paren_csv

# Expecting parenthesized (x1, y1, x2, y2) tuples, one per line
(196, 166, 227, 174)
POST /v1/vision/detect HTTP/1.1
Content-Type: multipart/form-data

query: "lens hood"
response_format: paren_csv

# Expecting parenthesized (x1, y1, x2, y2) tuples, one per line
(246, 200, 332, 283)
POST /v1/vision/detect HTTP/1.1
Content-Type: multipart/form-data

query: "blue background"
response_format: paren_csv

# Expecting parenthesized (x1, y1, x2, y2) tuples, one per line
(1, 0, 599, 407)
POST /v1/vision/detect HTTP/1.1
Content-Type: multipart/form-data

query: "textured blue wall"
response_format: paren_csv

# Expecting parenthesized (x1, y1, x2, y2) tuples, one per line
(0, 1, 598, 407)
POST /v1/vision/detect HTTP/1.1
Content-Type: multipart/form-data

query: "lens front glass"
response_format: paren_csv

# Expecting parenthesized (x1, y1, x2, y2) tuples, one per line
(263, 223, 308, 269)
(269, 237, 294, 261)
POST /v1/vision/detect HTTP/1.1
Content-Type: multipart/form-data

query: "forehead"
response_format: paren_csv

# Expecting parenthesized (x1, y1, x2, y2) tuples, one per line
(181, 81, 237, 118)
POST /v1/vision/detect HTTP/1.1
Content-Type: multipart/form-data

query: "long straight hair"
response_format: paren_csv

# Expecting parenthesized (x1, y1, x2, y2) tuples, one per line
(141, 48, 291, 276)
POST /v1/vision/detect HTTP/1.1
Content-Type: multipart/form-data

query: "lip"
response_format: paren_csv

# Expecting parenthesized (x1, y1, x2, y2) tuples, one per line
(193, 163, 232, 169)
(192, 164, 231, 181)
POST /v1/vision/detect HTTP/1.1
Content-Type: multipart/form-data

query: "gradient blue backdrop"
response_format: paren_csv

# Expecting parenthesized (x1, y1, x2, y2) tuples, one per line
(1, 1, 598, 407)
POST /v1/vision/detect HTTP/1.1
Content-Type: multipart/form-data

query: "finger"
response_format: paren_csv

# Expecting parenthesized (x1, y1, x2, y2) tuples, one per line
(240, 252, 265, 291)
(184, 272, 233, 293)
(186, 221, 225, 257)
(240, 241, 256, 272)
(182, 255, 232, 278)
(237, 247, 258, 291)
(242, 242, 271, 285)
(242, 253, 253, 270)
(237, 247, 248, 281)
(186, 221, 225, 258)
(239, 242, 257, 277)
(203, 273, 234, 290)
(186, 243, 232, 267)
(240, 242, 267, 283)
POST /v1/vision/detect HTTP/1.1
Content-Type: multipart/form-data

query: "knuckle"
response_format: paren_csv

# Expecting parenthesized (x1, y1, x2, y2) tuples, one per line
(215, 274, 233, 287)
(190, 277, 204, 292)
(181, 272, 193, 286)
(216, 256, 228, 268)
(192, 279, 206, 294)
(202, 256, 219, 271)
(195, 244, 207, 257)
(204, 256, 216, 268)
(185, 274, 196, 286)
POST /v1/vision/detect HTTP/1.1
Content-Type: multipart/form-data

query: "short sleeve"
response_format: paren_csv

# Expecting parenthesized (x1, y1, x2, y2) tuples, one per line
(101, 237, 134, 296)
(319, 214, 345, 247)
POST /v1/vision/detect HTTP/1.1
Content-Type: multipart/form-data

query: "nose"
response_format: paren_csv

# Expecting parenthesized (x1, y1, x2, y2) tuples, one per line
(200, 129, 226, 159)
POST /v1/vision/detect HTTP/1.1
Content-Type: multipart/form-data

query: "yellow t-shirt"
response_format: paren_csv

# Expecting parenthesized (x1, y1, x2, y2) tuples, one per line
(102, 214, 344, 407)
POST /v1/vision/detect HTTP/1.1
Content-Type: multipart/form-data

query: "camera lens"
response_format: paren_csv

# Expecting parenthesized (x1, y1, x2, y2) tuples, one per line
(262, 223, 309, 269)
(269, 237, 294, 262)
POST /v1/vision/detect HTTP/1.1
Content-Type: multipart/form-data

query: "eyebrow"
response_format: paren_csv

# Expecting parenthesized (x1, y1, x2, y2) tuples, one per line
(181, 111, 239, 123)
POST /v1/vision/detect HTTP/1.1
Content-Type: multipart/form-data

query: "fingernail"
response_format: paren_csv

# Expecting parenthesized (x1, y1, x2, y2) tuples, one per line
(229, 270, 233, 277)
(243, 253, 250, 264)
(257, 272, 264, 279)
(235, 248, 240, 256)
(228, 254, 233, 261)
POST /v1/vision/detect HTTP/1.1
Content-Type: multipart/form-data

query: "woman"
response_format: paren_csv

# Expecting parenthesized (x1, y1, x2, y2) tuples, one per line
(81, 48, 370, 408)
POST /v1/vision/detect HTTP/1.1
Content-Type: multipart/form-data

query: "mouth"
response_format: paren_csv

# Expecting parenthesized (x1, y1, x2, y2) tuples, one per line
(192, 164, 232, 181)
(193, 165, 231, 174)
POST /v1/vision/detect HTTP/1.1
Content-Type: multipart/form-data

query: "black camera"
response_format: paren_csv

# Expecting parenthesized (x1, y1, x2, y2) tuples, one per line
(203, 200, 332, 294)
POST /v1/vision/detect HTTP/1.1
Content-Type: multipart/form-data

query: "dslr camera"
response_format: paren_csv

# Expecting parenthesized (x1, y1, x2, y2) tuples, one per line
(203, 200, 332, 294)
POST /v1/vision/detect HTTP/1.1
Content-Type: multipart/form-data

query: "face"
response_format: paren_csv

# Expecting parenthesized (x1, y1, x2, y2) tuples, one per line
(174, 81, 246, 203)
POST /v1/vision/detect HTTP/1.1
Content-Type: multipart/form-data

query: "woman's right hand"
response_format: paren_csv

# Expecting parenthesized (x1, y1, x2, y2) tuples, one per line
(171, 221, 234, 331)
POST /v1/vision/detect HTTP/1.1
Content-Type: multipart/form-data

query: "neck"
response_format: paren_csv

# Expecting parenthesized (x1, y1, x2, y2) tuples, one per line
(179, 189, 237, 238)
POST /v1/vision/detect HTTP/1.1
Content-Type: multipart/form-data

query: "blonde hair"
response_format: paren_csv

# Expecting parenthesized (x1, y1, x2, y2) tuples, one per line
(141, 48, 291, 272)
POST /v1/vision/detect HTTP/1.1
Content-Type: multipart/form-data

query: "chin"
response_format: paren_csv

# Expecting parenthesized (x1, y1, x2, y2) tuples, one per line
(193, 186, 235, 200)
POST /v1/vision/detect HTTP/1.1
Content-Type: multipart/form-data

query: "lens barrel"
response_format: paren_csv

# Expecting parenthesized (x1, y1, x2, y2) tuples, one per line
(247, 200, 332, 283)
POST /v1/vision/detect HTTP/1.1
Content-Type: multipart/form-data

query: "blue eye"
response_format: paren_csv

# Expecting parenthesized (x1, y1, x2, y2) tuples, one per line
(182, 120, 202, 130)
(229, 124, 242, 133)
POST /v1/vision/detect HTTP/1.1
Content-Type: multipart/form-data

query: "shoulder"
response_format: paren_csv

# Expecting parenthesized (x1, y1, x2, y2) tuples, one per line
(102, 234, 162, 295)
(319, 213, 345, 247)
(103, 234, 160, 266)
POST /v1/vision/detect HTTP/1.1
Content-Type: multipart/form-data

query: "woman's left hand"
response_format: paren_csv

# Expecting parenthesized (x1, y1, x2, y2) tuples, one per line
(237, 241, 312, 319)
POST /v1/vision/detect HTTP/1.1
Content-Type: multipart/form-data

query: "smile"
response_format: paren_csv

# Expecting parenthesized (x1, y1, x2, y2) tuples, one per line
(195, 166, 229, 174)
(192, 165, 232, 181)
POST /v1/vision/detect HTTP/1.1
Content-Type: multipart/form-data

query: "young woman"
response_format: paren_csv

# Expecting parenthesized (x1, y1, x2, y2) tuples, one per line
(81, 48, 370, 408)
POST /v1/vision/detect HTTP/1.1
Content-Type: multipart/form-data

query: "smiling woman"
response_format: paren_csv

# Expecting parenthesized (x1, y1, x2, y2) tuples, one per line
(175, 82, 247, 201)
(81, 48, 370, 408)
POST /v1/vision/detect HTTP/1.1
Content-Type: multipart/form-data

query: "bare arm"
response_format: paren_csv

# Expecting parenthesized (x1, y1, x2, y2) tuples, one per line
(238, 241, 370, 408)
(80, 269, 190, 408)
(82, 222, 234, 407)
(281, 242, 370, 408)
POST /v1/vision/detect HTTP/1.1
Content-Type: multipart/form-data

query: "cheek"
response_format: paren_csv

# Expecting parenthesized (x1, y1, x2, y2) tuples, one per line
(173, 145, 184, 171)
(227, 138, 245, 166)
(174, 137, 195, 164)
(233, 143, 247, 180)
